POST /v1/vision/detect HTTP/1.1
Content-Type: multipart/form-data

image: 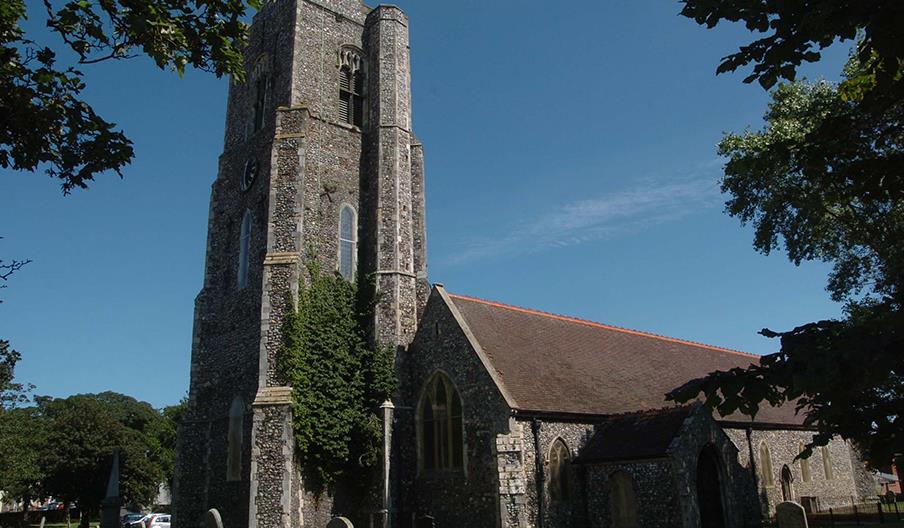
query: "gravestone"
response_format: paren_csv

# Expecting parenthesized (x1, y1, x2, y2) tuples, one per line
(325, 518, 353, 528)
(776, 501, 808, 528)
(205, 509, 223, 528)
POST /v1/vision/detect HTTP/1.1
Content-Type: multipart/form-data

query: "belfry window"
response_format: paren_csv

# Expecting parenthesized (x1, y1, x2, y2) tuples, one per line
(418, 372, 464, 472)
(338, 205, 356, 280)
(759, 442, 774, 486)
(547, 438, 570, 501)
(226, 396, 244, 481)
(338, 48, 364, 127)
(238, 209, 252, 289)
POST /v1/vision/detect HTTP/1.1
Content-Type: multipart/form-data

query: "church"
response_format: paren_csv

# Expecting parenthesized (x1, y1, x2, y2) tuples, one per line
(171, 1, 875, 527)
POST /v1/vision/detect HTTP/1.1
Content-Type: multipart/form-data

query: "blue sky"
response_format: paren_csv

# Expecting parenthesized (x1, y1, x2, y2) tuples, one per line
(1, 1, 853, 408)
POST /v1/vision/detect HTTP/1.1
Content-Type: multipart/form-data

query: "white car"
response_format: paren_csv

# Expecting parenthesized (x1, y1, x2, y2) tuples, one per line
(146, 514, 171, 528)
(131, 513, 170, 528)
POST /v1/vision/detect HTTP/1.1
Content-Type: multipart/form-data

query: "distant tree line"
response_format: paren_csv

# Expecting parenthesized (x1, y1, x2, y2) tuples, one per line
(0, 361, 185, 528)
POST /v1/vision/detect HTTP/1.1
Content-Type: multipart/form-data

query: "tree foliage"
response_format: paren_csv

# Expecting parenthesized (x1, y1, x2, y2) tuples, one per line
(668, 51, 904, 464)
(1, 0, 257, 193)
(678, 0, 903, 98)
(38, 393, 166, 527)
(152, 398, 188, 490)
(277, 263, 396, 493)
(0, 392, 182, 523)
(0, 405, 46, 506)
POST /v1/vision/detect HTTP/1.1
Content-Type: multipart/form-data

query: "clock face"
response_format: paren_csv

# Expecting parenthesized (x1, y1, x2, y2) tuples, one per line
(241, 157, 258, 192)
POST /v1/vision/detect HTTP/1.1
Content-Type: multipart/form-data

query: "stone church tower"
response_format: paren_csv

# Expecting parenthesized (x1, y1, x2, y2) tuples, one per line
(172, 0, 427, 526)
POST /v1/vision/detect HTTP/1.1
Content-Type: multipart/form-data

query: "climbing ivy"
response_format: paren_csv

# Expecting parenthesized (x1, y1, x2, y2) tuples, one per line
(276, 261, 396, 492)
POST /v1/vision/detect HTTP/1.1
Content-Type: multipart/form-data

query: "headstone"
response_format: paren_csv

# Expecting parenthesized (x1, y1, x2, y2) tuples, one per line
(776, 501, 808, 528)
(325, 518, 353, 528)
(205, 509, 224, 528)
(99, 450, 122, 528)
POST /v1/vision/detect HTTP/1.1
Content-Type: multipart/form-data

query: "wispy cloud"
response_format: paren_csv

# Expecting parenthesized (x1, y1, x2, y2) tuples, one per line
(447, 169, 724, 265)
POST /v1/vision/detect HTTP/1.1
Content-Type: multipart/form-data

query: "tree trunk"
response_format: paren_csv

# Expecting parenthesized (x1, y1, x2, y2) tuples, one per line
(65, 503, 71, 528)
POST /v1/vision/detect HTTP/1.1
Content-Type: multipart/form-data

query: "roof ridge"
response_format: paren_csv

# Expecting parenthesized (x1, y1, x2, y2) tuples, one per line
(447, 292, 760, 360)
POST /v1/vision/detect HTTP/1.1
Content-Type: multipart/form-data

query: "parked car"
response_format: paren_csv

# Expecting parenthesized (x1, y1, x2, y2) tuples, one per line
(145, 514, 171, 528)
(128, 514, 152, 528)
(121, 512, 145, 528)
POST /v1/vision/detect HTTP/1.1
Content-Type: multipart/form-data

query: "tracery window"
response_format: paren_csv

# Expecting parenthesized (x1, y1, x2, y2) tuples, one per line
(237, 209, 252, 289)
(418, 372, 463, 472)
(610, 470, 638, 528)
(338, 48, 364, 127)
(799, 442, 811, 483)
(338, 205, 356, 280)
(759, 442, 775, 486)
(821, 446, 834, 480)
(226, 396, 244, 481)
(547, 438, 570, 501)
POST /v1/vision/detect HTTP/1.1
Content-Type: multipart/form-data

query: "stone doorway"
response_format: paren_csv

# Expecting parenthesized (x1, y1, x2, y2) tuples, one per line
(697, 446, 726, 528)
(781, 465, 794, 502)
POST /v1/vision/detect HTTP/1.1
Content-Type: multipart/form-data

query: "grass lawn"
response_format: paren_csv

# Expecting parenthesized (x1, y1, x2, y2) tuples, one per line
(29, 523, 99, 528)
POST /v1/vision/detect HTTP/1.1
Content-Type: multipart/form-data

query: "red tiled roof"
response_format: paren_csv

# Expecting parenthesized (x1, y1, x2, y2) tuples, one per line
(446, 292, 803, 426)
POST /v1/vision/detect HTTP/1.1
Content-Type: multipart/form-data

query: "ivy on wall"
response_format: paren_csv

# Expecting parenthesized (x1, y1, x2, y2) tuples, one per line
(276, 261, 396, 492)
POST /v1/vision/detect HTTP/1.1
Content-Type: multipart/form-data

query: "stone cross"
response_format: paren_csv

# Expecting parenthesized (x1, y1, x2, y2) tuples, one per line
(776, 501, 808, 528)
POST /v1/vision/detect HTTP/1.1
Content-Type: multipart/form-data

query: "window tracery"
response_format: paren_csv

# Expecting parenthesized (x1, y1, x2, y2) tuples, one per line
(547, 438, 570, 501)
(418, 372, 464, 472)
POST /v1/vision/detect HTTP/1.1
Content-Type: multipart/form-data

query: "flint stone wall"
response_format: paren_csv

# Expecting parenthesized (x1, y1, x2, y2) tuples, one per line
(400, 290, 512, 528)
(724, 428, 864, 515)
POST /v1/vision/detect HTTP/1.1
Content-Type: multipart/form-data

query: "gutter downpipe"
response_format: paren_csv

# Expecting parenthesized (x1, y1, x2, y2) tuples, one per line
(532, 419, 545, 528)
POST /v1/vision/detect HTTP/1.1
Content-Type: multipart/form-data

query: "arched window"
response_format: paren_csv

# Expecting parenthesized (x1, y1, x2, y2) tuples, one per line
(252, 74, 268, 132)
(338, 48, 364, 127)
(237, 209, 252, 288)
(418, 372, 463, 472)
(609, 470, 637, 528)
(226, 396, 244, 481)
(780, 465, 794, 502)
(759, 442, 774, 486)
(338, 205, 356, 280)
(799, 443, 811, 483)
(821, 446, 834, 480)
(547, 438, 570, 501)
